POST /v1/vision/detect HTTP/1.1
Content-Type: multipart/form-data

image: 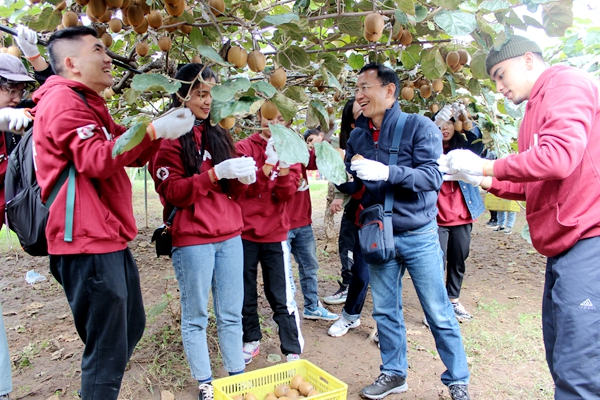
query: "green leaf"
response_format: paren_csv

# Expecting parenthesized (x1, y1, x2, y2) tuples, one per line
(467, 78, 481, 96)
(202, 26, 220, 42)
(293, 0, 310, 15)
(131, 74, 181, 94)
(189, 27, 205, 48)
(434, 10, 477, 36)
(338, 17, 363, 37)
(283, 86, 308, 103)
(179, 10, 195, 24)
(420, 48, 446, 80)
(271, 92, 298, 122)
(28, 7, 62, 32)
(270, 124, 309, 166)
(522, 15, 544, 29)
(0, 0, 26, 18)
(307, 100, 329, 131)
(197, 45, 230, 66)
(430, 0, 461, 10)
(400, 44, 421, 70)
(319, 53, 344, 77)
(479, 0, 510, 11)
(251, 81, 277, 98)
(323, 69, 343, 92)
(414, 4, 428, 22)
(210, 97, 264, 125)
(112, 122, 149, 159)
(146, 300, 168, 320)
(276, 45, 311, 70)
(470, 49, 489, 79)
(315, 141, 347, 184)
(262, 13, 299, 26)
(348, 52, 365, 70)
(394, 0, 415, 15)
(211, 78, 251, 102)
(542, 2, 573, 37)
(505, 9, 527, 30)
(394, 10, 409, 26)
(123, 88, 141, 105)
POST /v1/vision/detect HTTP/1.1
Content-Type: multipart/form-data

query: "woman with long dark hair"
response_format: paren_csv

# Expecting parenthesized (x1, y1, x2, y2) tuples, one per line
(150, 63, 256, 400)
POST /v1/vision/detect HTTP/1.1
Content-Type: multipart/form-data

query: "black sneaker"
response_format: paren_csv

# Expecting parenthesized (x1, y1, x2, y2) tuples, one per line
(198, 383, 213, 400)
(323, 280, 348, 305)
(449, 384, 471, 400)
(360, 373, 408, 399)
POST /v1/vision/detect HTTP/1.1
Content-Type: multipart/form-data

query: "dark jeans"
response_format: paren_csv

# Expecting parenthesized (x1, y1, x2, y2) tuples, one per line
(438, 224, 472, 300)
(241, 239, 302, 356)
(49, 249, 146, 400)
(338, 216, 356, 286)
(342, 231, 370, 320)
(543, 236, 600, 398)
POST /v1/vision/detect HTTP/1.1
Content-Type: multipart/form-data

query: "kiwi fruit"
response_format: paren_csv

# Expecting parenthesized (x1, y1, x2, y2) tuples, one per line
(103, 87, 115, 100)
(147, 10, 163, 28)
(287, 389, 300, 399)
(270, 67, 286, 89)
(430, 103, 440, 114)
(401, 86, 414, 101)
(420, 84, 432, 99)
(126, 4, 144, 26)
(55, 1, 67, 11)
(158, 36, 172, 51)
(218, 117, 235, 130)
(446, 51, 460, 68)
(227, 46, 248, 68)
(274, 385, 290, 398)
(454, 120, 463, 132)
(105, 0, 122, 7)
(364, 13, 384, 36)
(231, 396, 243, 400)
(400, 30, 412, 46)
(101, 32, 113, 47)
(132, 16, 148, 34)
(98, 8, 112, 23)
(6, 46, 21, 58)
(75, 0, 90, 5)
(135, 41, 149, 57)
(306, 389, 320, 397)
(191, 55, 202, 63)
(298, 382, 314, 396)
(247, 50, 266, 72)
(244, 393, 257, 400)
(208, 0, 225, 16)
(457, 49, 469, 65)
(87, 0, 107, 19)
(62, 11, 79, 27)
(351, 154, 364, 162)
(260, 101, 279, 120)
(463, 120, 473, 131)
(432, 78, 444, 92)
(364, 31, 382, 43)
(180, 24, 192, 34)
(108, 18, 122, 32)
(451, 63, 463, 73)
(291, 375, 304, 390)
(165, 0, 184, 17)
(120, 0, 130, 8)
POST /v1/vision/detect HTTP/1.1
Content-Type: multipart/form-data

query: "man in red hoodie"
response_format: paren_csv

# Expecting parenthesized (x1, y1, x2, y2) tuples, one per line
(440, 35, 600, 398)
(32, 27, 194, 399)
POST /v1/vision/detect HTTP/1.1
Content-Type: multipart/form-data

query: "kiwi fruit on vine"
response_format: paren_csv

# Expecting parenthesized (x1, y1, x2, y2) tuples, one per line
(120, 0, 130, 8)
(147, 10, 163, 28)
(270, 67, 286, 89)
(260, 101, 279, 120)
(218, 117, 235, 130)
(180, 24, 192, 34)
(87, 0, 107, 19)
(75, 0, 89, 5)
(98, 8, 112, 23)
(401, 86, 414, 101)
(457, 49, 469, 65)
(127, 4, 144, 26)
(108, 17, 122, 32)
(6, 46, 21, 58)
(247, 50, 266, 72)
(158, 36, 172, 51)
(105, 0, 123, 8)
(166, 0, 185, 17)
(133, 0, 150, 14)
(62, 11, 79, 27)
(420, 84, 432, 99)
(363, 12, 384, 42)
(451, 63, 463, 73)
(233, 125, 242, 135)
(55, 1, 66, 11)
(191, 55, 202, 63)
(393, 24, 404, 41)
(446, 51, 460, 68)
(208, 0, 225, 16)
(227, 46, 248, 68)
(430, 103, 439, 114)
(132, 17, 148, 34)
(454, 120, 463, 132)
(103, 87, 115, 100)
(135, 41, 149, 57)
(463, 120, 473, 131)
(400, 30, 412, 46)
(96, 25, 107, 36)
(101, 32, 113, 47)
(432, 78, 444, 92)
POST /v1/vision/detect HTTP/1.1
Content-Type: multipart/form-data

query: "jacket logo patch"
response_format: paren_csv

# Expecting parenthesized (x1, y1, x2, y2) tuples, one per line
(102, 127, 113, 141)
(203, 150, 212, 161)
(76, 124, 96, 140)
(156, 167, 169, 181)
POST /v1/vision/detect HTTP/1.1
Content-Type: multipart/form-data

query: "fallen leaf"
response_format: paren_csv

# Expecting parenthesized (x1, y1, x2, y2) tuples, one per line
(161, 390, 175, 400)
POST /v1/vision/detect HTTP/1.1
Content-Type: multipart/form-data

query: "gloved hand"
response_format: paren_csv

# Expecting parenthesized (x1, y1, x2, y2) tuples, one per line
(437, 153, 457, 174)
(16, 25, 40, 58)
(238, 170, 257, 185)
(149, 108, 195, 140)
(452, 102, 467, 120)
(434, 105, 453, 127)
(351, 158, 389, 181)
(446, 149, 487, 176)
(443, 170, 483, 186)
(279, 160, 291, 169)
(214, 157, 257, 180)
(297, 179, 309, 191)
(0, 108, 33, 132)
(264, 137, 279, 166)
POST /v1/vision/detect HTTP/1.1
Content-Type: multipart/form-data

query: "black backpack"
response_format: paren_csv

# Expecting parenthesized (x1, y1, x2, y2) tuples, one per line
(4, 90, 85, 256)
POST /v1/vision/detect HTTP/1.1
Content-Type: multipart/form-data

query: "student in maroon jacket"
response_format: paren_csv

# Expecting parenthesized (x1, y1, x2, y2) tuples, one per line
(31, 27, 194, 400)
(150, 63, 255, 400)
(235, 105, 304, 364)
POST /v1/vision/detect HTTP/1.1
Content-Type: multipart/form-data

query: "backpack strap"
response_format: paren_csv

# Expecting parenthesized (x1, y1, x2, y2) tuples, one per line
(384, 112, 408, 216)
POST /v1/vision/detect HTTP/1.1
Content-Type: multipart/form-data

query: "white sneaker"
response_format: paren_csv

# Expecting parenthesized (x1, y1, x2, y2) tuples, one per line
(328, 316, 361, 337)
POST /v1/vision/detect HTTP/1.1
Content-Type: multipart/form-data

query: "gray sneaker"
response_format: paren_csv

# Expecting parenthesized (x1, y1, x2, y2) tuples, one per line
(449, 384, 471, 400)
(452, 302, 473, 321)
(360, 373, 408, 399)
(323, 281, 348, 305)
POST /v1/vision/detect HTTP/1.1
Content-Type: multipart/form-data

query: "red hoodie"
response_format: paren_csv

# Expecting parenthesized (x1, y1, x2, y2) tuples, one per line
(235, 132, 301, 242)
(150, 123, 245, 247)
(490, 65, 600, 257)
(32, 76, 160, 255)
(286, 150, 318, 230)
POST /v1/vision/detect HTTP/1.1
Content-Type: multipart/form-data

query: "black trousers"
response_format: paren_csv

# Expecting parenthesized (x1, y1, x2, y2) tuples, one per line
(437, 224, 472, 300)
(50, 248, 146, 400)
(338, 215, 357, 286)
(241, 239, 302, 355)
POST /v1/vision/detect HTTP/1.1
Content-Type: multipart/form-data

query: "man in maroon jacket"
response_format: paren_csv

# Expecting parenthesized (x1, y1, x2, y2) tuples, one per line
(441, 35, 600, 398)
(32, 27, 194, 399)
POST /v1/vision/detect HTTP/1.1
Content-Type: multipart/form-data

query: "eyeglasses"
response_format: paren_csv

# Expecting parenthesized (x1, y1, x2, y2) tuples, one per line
(0, 82, 29, 99)
(354, 84, 385, 94)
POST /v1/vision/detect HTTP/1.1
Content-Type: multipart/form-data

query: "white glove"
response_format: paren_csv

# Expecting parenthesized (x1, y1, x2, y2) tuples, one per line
(443, 170, 483, 186)
(350, 158, 390, 181)
(265, 137, 279, 166)
(214, 157, 257, 180)
(279, 160, 291, 169)
(446, 149, 487, 176)
(149, 108, 195, 140)
(452, 102, 466, 120)
(0, 108, 33, 132)
(16, 25, 40, 58)
(434, 105, 453, 127)
(437, 153, 457, 174)
(238, 170, 257, 185)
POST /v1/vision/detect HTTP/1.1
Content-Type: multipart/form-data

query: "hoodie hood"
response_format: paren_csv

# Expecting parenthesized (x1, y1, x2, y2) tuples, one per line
(32, 75, 103, 105)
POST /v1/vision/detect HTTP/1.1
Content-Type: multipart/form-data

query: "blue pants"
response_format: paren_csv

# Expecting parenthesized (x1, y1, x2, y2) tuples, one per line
(497, 211, 516, 229)
(543, 236, 600, 399)
(0, 303, 11, 396)
(287, 225, 320, 310)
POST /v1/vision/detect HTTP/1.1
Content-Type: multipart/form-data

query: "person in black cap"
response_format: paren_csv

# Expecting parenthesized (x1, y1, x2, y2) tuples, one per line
(439, 35, 600, 398)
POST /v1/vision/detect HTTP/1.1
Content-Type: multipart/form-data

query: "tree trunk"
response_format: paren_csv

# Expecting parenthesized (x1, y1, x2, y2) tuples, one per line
(324, 182, 337, 253)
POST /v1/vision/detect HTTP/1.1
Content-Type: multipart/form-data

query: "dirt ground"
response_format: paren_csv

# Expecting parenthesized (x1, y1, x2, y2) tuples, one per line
(0, 178, 554, 400)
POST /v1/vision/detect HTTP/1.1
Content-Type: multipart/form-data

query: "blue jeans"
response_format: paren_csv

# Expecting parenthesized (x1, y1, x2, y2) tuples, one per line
(0, 303, 11, 396)
(497, 211, 516, 229)
(172, 236, 246, 381)
(288, 225, 320, 310)
(368, 220, 470, 386)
